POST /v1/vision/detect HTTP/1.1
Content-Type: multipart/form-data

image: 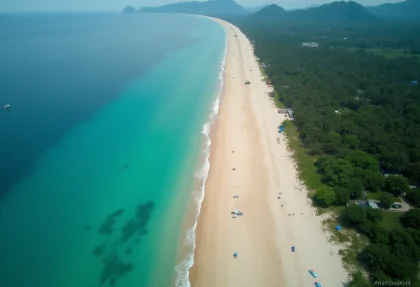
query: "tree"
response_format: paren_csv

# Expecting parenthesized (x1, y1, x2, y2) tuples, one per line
(334, 187, 350, 205)
(360, 244, 395, 274)
(348, 178, 364, 199)
(342, 134, 360, 150)
(315, 186, 336, 206)
(385, 175, 410, 196)
(324, 131, 342, 154)
(359, 220, 375, 235)
(406, 228, 420, 247)
(369, 226, 389, 244)
(347, 150, 379, 170)
(344, 205, 367, 225)
(366, 208, 383, 223)
(315, 155, 332, 169)
(401, 208, 420, 230)
(317, 157, 354, 187)
(388, 230, 420, 263)
(346, 270, 371, 287)
(360, 243, 416, 280)
(356, 168, 385, 192)
(406, 188, 420, 207)
(379, 192, 395, 209)
(370, 270, 391, 282)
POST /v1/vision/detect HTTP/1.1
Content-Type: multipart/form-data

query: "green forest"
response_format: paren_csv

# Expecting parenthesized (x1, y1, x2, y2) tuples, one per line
(232, 18, 420, 286)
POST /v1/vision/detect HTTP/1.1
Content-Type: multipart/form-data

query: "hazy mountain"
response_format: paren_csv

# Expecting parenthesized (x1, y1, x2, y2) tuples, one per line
(247, 1, 378, 24)
(122, 5, 136, 14)
(246, 5, 269, 13)
(304, 4, 321, 9)
(248, 4, 287, 22)
(139, 0, 249, 17)
(367, 0, 420, 21)
(291, 1, 378, 22)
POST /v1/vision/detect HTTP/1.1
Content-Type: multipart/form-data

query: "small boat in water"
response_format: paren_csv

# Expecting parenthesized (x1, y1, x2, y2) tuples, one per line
(4, 104, 11, 109)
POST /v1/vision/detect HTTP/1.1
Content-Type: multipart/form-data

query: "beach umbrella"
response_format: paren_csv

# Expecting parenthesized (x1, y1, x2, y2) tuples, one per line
(335, 225, 342, 231)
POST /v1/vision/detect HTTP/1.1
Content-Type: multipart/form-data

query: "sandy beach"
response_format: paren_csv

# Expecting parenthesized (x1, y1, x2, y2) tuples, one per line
(189, 18, 348, 287)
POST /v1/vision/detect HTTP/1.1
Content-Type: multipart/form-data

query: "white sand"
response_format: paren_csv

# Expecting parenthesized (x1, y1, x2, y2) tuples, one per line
(189, 18, 348, 287)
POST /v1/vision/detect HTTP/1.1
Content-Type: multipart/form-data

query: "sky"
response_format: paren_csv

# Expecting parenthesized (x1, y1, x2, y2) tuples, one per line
(0, 0, 405, 13)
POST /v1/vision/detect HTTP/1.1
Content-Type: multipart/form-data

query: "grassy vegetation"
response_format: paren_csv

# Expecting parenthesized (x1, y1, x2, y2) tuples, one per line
(379, 212, 404, 231)
(282, 119, 324, 196)
(323, 215, 368, 270)
(366, 191, 382, 200)
(259, 66, 285, 109)
(366, 191, 402, 202)
(273, 91, 285, 109)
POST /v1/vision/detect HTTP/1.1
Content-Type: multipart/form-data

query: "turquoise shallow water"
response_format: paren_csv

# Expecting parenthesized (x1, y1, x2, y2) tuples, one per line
(0, 14, 225, 287)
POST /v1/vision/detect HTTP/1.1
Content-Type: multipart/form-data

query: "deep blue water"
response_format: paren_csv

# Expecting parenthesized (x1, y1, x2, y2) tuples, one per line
(0, 13, 226, 287)
(0, 13, 201, 201)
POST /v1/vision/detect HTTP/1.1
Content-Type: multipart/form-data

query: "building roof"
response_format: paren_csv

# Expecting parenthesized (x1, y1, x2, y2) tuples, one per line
(368, 200, 379, 209)
(302, 42, 319, 47)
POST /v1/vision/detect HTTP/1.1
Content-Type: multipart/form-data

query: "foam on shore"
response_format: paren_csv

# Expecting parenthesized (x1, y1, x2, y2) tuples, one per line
(174, 25, 228, 287)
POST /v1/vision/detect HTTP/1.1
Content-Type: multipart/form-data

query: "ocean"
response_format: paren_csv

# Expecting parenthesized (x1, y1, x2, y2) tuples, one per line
(0, 13, 226, 287)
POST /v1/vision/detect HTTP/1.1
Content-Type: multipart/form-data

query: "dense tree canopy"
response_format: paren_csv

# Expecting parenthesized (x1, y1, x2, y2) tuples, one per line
(232, 15, 420, 286)
(385, 175, 410, 195)
(344, 205, 367, 225)
(370, 226, 389, 245)
(366, 208, 383, 223)
(406, 188, 420, 207)
(334, 187, 350, 204)
(361, 243, 417, 280)
(236, 20, 420, 187)
(379, 192, 395, 209)
(401, 208, 420, 229)
(315, 186, 336, 206)
(346, 270, 371, 287)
